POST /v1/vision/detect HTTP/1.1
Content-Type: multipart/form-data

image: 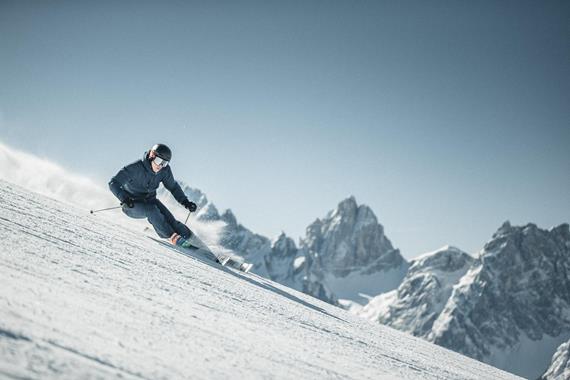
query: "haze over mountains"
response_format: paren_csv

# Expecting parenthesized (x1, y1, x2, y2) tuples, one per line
(1, 141, 568, 379)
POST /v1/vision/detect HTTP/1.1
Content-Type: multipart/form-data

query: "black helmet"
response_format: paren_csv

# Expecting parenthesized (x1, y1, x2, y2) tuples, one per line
(151, 144, 172, 161)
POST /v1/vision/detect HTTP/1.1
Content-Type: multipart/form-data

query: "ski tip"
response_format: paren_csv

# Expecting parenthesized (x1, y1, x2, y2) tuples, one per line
(241, 263, 253, 273)
(219, 255, 231, 266)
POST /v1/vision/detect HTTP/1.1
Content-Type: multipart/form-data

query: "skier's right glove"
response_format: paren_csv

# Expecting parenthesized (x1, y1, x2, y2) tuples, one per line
(121, 197, 135, 208)
(182, 199, 197, 212)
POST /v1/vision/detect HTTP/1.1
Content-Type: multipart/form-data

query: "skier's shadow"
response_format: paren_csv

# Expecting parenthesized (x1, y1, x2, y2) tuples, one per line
(224, 269, 348, 323)
(150, 237, 347, 323)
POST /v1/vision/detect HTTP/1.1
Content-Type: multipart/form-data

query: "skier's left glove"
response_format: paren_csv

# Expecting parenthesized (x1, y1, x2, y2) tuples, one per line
(182, 199, 197, 212)
(121, 197, 135, 208)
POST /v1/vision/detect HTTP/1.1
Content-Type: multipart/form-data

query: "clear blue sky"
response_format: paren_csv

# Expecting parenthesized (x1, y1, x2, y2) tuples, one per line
(1, 0, 569, 258)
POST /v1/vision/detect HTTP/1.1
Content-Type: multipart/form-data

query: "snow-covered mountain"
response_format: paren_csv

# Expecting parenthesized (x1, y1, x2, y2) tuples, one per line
(424, 222, 570, 379)
(159, 183, 338, 304)
(358, 222, 570, 379)
(0, 179, 521, 379)
(358, 246, 474, 337)
(217, 208, 272, 266)
(541, 338, 570, 380)
(162, 185, 407, 306)
(255, 196, 408, 306)
(300, 197, 409, 305)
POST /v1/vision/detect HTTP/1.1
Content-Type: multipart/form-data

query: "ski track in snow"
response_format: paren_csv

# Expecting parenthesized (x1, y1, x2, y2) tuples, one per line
(0, 180, 521, 379)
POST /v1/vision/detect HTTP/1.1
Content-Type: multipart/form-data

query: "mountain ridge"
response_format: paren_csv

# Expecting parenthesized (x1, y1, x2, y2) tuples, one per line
(171, 186, 409, 306)
(360, 221, 570, 379)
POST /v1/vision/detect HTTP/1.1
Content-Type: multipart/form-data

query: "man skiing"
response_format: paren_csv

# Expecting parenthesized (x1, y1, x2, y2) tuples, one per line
(109, 143, 197, 247)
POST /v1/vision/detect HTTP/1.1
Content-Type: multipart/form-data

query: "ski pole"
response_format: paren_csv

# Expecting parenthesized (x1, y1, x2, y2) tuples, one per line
(185, 210, 191, 224)
(90, 205, 122, 214)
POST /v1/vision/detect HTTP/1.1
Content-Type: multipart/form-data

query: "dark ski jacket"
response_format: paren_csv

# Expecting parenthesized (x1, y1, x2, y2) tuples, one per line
(109, 151, 188, 204)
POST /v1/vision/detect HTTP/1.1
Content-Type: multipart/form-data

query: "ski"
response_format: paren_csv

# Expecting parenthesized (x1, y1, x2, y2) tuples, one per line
(183, 234, 252, 273)
(222, 254, 253, 273)
(216, 254, 232, 266)
(190, 249, 252, 272)
(240, 262, 253, 273)
(183, 244, 231, 267)
(148, 235, 253, 273)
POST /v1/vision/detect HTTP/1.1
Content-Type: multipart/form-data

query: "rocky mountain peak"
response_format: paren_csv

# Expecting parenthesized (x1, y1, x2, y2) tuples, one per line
(541, 338, 570, 380)
(359, 245, 473, 338)
(272, 233, 297, 257)
(481, 222, 568, 271)
(552, 223, 570, 236)
(493, 220, 513, 237)
(295, 197, 408, 304)
(334, 196, 358, 216)
(429, 222, 570, 379)
(410, 246, 473, 274)
(197, 202, 220, 221)
(326, 197, 379, 232)
(221, 209, 238, 227)
(302, 197, 403, 277)
(302, 218, 324, 252)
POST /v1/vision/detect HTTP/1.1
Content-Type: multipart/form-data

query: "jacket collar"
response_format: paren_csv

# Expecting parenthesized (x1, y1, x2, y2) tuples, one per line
(142, 151, 155, 174)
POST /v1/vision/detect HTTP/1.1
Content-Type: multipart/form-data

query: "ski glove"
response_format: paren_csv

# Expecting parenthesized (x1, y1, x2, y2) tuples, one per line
(121, 197, 135, 208)
(182, 199, 197, 212)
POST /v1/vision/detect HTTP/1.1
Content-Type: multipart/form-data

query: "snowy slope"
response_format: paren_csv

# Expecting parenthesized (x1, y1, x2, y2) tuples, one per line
(0, 180, 520, 380)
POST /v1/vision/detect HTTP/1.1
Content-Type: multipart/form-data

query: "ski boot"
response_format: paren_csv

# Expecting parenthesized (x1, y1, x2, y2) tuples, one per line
(169, 233, 197, 249)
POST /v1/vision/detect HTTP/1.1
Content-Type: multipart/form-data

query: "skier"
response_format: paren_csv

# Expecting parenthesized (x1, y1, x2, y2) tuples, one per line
(109, 143, 197, 247)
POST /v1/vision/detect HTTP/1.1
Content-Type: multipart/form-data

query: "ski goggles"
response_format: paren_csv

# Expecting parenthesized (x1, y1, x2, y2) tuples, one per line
(153, 156, 169, 167)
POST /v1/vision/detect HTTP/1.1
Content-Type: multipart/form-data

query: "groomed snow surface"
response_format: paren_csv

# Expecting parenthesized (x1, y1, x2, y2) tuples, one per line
(0, 180, 521, 379)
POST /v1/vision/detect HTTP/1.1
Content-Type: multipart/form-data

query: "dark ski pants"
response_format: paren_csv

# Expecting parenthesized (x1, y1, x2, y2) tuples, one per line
(122, 199, 191, 239)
